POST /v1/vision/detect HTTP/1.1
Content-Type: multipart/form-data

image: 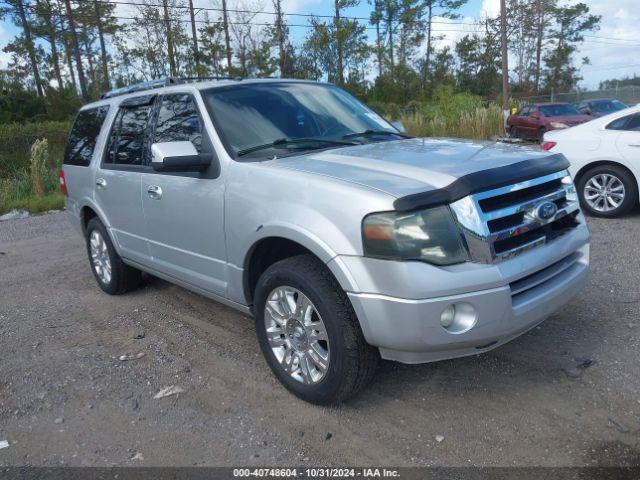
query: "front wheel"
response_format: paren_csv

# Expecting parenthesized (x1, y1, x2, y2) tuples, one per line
(254, 255, 378, 404)
(577, 165, 638, 217)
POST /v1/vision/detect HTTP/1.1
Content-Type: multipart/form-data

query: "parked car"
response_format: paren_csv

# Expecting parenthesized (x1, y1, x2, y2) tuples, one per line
(507, 102, 593, 142)
(575, 98, 628, 118)
(61, 78, 590, 404)
(542, 104, 640, 217)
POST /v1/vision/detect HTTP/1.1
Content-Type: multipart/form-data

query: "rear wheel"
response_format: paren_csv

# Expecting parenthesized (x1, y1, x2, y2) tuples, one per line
(254, 255, 378, 404)
(85, 217, 142, 294)
(577, 165, 638, 217)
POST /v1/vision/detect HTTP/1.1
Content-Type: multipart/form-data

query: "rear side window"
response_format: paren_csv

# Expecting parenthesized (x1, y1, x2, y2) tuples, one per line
(104, 103, 153, 166)
(154, 94, 203, 151)
(64, 106, 109, 166)
(606, 113, 640, 131)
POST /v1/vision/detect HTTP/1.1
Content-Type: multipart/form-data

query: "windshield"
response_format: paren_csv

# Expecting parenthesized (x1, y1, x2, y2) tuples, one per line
(202, 82, 399, 158)
(539, 104, 581, 117)
(591, 100, 627, 113)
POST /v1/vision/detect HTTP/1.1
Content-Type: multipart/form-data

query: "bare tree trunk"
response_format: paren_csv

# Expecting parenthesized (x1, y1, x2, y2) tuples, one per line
(375, 19, 382, 78)
(42, 2, 64, 89)
(162, 0, 177, 76)
(63, 34, 77, 91)
(83, 26, 96, 86)
(500, 0, 510, 115)
(274, 0, 285, 76)
(94, 0, 110, 89)
(386, 0, 394, 78)
(187, 0, 200, 73)
(16, 0, 44, 96)
(534, 0, 544, 92)
(334, 0, 344, 85)
(63, 0, 88, 99)
(424, 3, 432, 84)
(221, 0, 232, 72)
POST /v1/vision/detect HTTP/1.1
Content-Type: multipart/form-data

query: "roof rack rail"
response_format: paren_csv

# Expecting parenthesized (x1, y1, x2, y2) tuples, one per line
(177, 76, 243, 83)
(100, 76, 243, 99)
(100, 77, 176, 99)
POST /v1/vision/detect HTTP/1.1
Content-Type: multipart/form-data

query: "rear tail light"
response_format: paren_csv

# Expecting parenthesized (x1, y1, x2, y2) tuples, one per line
(540, 141, 557, 151)
(59, 170, 68, 196)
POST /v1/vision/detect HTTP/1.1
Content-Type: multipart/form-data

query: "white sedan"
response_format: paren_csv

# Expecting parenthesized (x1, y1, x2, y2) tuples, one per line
(542, 104, 640, 217)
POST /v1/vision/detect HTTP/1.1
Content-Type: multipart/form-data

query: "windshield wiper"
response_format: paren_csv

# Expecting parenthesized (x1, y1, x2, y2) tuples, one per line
(237, 137, 358, 157)
(342, 129, 413, 140)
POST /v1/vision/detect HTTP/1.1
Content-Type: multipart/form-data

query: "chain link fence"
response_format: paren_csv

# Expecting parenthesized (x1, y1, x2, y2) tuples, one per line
(515, 85, 640, 106)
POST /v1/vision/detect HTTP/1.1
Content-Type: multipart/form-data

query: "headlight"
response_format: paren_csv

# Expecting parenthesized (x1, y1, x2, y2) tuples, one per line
(362, 206, 467, 265)
(550, 121, 569, 128)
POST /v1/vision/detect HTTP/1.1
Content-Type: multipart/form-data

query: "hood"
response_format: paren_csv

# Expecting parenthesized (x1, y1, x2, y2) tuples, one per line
(266, 138, 557, 198)
(549, 115, 592, 125)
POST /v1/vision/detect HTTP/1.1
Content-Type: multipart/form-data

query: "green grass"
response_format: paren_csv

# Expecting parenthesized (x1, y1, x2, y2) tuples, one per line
(1, 192, 64, 215)
(0, 166, 64, 215)
(401, 105, 505, 140)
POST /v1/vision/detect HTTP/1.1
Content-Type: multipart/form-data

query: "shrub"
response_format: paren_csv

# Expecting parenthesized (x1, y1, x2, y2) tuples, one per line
(30, 138, 49, 198)
(0, 121, 70, 177)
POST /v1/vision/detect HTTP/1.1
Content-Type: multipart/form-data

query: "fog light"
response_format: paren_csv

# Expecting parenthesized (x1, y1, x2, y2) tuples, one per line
(440, 305, 455, 328)
(440, 302, 477, 334)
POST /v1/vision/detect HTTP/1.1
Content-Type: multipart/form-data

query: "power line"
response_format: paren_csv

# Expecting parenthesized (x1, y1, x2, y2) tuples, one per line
(14, 4, 486, 33)
(582, 63, 640, 72)
(82, 0, 487, 26)
(584, 34, 640, 43)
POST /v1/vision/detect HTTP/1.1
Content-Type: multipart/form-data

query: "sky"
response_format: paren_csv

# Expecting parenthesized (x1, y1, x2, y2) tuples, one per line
(1, 0, 639, 91)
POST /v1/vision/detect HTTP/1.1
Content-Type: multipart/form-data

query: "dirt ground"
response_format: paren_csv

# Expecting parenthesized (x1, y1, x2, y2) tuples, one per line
(0, 210, 639, 467)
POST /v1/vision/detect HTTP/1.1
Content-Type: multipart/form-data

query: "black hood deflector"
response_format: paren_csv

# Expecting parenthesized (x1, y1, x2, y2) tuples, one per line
(393, 153, 570, 212)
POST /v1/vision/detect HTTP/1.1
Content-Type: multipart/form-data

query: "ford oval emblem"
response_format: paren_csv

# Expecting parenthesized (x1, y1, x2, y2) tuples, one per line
(534, 201, 558, 220)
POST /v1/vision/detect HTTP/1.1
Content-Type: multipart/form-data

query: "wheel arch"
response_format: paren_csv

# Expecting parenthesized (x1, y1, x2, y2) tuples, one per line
(242, 233, 358, 308)
(78, 201, 120, 248)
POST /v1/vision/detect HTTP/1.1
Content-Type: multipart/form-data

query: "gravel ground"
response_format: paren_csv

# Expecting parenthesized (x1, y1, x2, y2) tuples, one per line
(0, 210, 639, 467)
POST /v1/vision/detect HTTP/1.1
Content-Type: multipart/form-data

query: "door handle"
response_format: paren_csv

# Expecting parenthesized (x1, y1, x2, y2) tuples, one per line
(95, 178, 107, 189)
(628, 144, 640, 147)
(147, 185, 162, 200)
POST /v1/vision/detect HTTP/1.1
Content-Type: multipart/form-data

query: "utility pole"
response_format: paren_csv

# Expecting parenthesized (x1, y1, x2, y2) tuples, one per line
(94, 0, 110, 90)
(187, 0, 200, 73)
(162, 0, 177, 77)
(334, 0, 344, 85)
(221, 0, 232, 72)
(500, 0, 510, 127)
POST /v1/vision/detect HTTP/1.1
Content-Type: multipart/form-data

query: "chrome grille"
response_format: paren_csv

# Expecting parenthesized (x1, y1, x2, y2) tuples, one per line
(449, 171, 581, 264)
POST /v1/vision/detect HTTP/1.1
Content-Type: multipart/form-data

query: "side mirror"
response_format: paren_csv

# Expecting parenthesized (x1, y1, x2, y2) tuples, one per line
(531, 112, 541, 119)
(151, 141, 212, 172)
(391, 120, 406, 133)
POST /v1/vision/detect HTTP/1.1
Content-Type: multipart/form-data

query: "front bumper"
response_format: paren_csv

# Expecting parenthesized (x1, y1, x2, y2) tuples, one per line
(336, 227, 590, 364)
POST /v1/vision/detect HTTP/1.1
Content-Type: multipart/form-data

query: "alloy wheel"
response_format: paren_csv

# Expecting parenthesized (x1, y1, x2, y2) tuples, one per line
(89, 230, 112, 284)
(583, 173, 625, 213)
(264, 286, 330, 385)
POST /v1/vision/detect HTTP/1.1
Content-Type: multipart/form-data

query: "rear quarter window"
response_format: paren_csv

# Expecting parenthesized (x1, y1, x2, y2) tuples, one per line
(64, 106, 110, 166)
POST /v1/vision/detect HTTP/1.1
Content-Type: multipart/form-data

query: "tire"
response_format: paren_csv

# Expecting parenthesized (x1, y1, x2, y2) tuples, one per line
(254, 254, 379, 405)
(85, 217, 142, 294)
(576, 165, 638, 218)
(509, 126, 518, 139)
(538, 127, 547, 143)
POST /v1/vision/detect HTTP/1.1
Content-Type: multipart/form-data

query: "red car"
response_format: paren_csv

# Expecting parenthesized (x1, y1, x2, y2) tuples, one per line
(507, 102, 593, 142)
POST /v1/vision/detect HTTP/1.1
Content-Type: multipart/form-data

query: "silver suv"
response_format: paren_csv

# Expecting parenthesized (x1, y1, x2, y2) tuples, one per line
(61, 78, 590, 404)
